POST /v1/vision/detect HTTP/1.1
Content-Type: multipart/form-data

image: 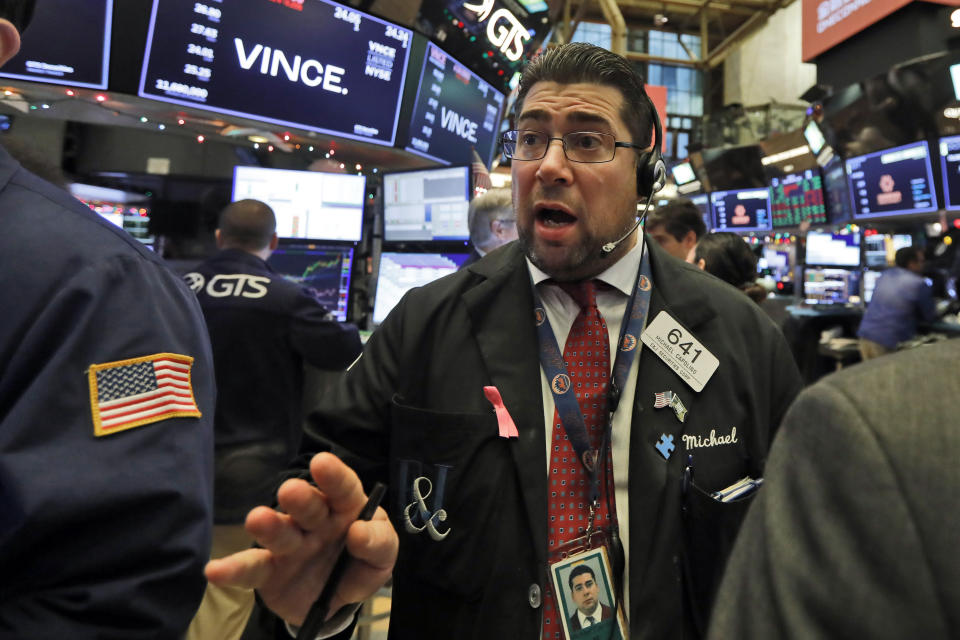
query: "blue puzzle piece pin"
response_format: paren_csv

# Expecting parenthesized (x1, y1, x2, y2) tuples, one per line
(655, 434, 675, 460)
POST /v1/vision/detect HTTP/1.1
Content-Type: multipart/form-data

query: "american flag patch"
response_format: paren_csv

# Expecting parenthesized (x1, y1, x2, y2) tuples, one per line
(654, 391, 674, 409)
(88, 353, 201, 437)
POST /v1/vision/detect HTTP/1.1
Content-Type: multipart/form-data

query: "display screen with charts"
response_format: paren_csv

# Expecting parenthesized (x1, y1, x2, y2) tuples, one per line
(801, 267, 862, 306)
(710, 188, 772, 232)
(845, 141, 938, 218)
(372, 252, 469, 324)
(267, 243, 354, 322)
(232, 166, 365, 242)
(769, 169, 827, 227)
(382, 166, 471, 241)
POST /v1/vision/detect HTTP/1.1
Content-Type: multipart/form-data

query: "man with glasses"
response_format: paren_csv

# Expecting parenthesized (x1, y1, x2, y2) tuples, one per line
(207, 43, 801, 640)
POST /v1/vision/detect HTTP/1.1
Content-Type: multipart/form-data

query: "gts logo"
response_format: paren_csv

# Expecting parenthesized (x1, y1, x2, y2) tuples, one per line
(185, 273, 270, 298)
(234, 38, 347, 94)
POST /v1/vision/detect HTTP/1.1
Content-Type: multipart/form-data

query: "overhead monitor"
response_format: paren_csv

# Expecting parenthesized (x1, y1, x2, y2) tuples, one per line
(939, 135, 960, 211)
(267, 242, 354, 322)
(0, 0, 112, 89)
(138, 0, 413, 146)
(801, 267, 862, 306)
(769, 169, 827, 227)
(804, 230, 860, 267)
(671, 162, 697, 185)
(690, 193, 710, 231)
(232, 166, 365, 242)
(845, 141, 938, 218)
(863, 232, 912, 268)
(401, 41, 505, 167)
(821, 154, 853, 224)
(382, 165, 470, 242)
(710, 188, 771, 232)
(803, 120, 826, 156)
(372, 252, 470, 324)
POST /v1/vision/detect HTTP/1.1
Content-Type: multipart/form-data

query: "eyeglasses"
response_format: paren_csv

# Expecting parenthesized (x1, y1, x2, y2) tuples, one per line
(501, 129, 644, 163)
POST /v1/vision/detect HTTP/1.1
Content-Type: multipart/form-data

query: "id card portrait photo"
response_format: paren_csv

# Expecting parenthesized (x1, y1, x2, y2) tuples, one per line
(549, 546, 628, 640)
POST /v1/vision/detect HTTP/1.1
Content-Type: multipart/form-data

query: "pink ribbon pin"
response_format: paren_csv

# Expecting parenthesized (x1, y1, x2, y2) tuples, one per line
(483, 386, 519, 439)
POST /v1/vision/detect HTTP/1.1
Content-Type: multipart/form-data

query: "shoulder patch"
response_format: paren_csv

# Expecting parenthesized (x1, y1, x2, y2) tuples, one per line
(88, 353, 201, 437)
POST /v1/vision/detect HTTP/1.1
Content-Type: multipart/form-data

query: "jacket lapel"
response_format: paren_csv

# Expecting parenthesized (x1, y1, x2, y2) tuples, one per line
(462, 244, 548, 565)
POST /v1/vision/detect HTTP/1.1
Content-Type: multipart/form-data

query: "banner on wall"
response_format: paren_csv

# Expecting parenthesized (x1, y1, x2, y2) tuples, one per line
(646, 85, 668, 153)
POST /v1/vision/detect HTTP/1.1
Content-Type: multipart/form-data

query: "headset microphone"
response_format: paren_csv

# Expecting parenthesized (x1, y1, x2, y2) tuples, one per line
(600, 196, 654, 256)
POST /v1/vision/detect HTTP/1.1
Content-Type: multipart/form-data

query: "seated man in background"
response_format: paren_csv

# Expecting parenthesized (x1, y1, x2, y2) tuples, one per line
(645, 198, 706, 261)
(0, 1, 216, 635)
(708, 338, 960, 639)
(184, 199, 362, 640)
(461, 187, 518, 268)
(858, 246, 936, 360)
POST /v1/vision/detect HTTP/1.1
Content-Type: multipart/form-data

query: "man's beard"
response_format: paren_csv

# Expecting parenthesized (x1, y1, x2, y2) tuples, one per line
(517, 217, 636, 282)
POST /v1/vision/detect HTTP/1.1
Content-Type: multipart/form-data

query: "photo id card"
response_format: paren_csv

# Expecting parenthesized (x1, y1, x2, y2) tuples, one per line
(548, 546, 628, 640)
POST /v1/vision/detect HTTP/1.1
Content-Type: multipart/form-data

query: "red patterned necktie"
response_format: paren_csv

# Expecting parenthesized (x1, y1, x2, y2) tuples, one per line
(542, 280, 617, 640)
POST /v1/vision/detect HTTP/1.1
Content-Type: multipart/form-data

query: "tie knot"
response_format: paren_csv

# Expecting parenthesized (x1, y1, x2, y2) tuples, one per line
(558, 280, 601, 311)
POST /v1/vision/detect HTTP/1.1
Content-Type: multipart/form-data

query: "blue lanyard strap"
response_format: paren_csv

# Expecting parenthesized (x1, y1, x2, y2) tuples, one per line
(531, 249, 654, 503)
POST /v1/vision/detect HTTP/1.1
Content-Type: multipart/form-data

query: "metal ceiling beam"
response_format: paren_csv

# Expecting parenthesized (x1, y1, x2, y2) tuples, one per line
(623, 51, 701, 67)
(704, 0, 789, 68)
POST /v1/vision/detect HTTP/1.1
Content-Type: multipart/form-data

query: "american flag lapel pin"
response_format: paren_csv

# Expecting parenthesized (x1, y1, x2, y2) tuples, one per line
(88, 352, 201, 437)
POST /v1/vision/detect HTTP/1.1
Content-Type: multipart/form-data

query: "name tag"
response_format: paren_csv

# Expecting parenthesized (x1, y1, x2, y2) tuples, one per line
(640, 311, 719, 392)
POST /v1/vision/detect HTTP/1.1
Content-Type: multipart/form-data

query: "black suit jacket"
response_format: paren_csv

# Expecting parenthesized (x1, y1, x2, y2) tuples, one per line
(304, 238, 801, 639)
(570, 603, 614, 631)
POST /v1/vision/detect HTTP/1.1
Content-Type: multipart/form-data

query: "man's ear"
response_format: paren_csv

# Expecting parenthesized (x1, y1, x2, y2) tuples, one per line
(268, 232, 279, 251)
(214, 228, 223, 248)
(0, 19, 21, 68)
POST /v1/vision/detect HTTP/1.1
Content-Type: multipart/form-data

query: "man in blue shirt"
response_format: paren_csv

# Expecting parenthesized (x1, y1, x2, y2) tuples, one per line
(858, 246, 936, 359)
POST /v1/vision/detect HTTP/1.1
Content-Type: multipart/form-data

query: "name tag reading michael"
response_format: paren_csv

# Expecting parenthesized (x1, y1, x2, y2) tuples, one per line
(641, 311, 719, 392)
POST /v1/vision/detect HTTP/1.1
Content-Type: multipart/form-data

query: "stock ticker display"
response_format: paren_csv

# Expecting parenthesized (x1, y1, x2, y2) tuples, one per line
(138, 0, 413, 145)
(401, 42, 505, 167)
(267, 243, 354, 322)
(769, 170, 827, 227)
(845, 141, 938, 218)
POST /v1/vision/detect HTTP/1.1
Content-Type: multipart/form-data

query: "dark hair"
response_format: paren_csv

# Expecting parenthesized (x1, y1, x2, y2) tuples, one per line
(516, 43, 653, 150)
(646, 199, 706, 242)
(0, 0, 36, 33)
(894, 245, 921, 269)
(218, 199, 276, 251)
(694, 232, 767, 304)
(568, 564, 596, 590)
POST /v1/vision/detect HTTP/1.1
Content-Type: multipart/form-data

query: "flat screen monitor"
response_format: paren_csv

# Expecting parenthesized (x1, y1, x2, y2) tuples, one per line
(863, 233, 912, 267)
(267, 243, 354, 322)
(690, 193, 710, 231)
(821, 154, 853, 224)
(372, 252, 469, 324)
(760, 246, 791, 281)
(0, 0, 112, 89)
(671, 162, 697, 185)
(138, 0, 413, 146)
(232, 167, 365, 242)
(802, 267, 862, 306)
(803, 120, 826, 156)
(939, 135, 960, 211)
(845, 141, 938, 218)
(863, 268, 883, 303)
(804, 230, 860, 267)
(769, 169, 827, 227)
(710, 188, 771, 232)
(383, 166, 470, 242)
(401, 41, 505, 167)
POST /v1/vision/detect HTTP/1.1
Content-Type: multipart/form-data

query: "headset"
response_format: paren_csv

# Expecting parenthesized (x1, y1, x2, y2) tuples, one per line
(636, 92, 667, 200)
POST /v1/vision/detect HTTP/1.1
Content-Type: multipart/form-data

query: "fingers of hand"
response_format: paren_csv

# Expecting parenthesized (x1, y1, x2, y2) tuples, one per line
(309, 452, 367, 518)
(276, 477, 332, 532)
(245, 503, 305, 556)
(344, 507, 399, 570)
(204, 547, 275, 589)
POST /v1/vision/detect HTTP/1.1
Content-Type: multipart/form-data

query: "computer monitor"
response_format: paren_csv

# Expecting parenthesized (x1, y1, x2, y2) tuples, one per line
(372, 251, 469, 324)
(710, 188, 771, 232)
(863, 268, 883, 304)
(803, 120, 826, 156)
(690, 193, 710, 231)
(760, 246, 791, 280)
(804, 230, 860, 267)
(671, 162, 697, 185)
(863, 232, 912, 267)
(232, 167, 365, 242)
(845, 141, 938, 218)
(939, 135, 960, 211)
(769, 169, 827, 227)
(821, 154, 853, 224)
(801, 267, 862, 306)
(267, 243, 354, 322)
(382, 166, 471, 242)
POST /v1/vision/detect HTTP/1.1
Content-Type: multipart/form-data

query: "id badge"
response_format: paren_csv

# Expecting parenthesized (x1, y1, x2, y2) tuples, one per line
(546, 529, 629, 640)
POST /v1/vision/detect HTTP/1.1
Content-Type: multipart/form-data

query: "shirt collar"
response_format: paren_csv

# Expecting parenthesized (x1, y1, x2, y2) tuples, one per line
(526, 233, 645, 296)
(577, 602, 602, 625)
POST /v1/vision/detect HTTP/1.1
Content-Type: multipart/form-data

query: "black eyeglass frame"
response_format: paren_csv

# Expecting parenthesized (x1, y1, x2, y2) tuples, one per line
(500, 129, 646, 164)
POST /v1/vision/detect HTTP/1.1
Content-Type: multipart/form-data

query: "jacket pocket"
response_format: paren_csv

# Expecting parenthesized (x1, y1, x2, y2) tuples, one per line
(388, 395, 514, 600)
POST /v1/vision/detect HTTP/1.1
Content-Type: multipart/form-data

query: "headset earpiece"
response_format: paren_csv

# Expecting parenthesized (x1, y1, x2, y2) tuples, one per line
(636, 93, 665, 199)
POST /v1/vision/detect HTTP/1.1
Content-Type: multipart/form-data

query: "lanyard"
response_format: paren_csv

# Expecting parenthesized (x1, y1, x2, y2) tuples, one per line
(532, 249, 654, 506)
